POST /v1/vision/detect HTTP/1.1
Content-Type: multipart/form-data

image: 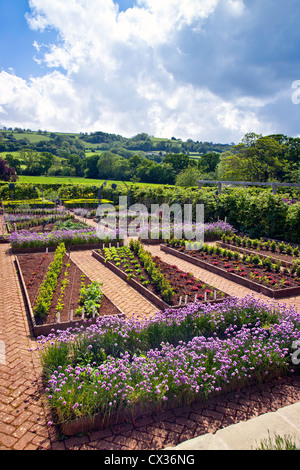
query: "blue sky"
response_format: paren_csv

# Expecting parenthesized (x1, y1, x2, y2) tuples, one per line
(0, 0, 300, 143)
(0, 0, 54, 77)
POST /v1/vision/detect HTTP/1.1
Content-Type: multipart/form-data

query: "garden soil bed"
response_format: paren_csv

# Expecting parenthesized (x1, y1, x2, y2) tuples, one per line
(92, 248, 229, 311)
(161, 243, 300, 299)
(218, 241, 300, 267)
(16, 252, 123, 336)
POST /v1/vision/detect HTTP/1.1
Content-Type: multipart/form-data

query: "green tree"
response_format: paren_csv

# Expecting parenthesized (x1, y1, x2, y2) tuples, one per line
(175, 166, 202, 187)
(164, 153, 191, 172)
(4, 154, 21, 173)
(83, 154, 101, 179)
(217, 133, 288, 182)
(197, 152, 220, 174)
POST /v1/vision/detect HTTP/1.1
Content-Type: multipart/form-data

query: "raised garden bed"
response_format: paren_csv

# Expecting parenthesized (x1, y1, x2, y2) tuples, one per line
(16, 250, 124, 336)
(160, 242, 300, 299)
(37, 295, 300, 436)
(217, 242, 297, 268)
(92, 241, 229, 311)
(12, 240, 123, 254)
(219, 234, 300, 267)
(5, 214, 75, 234)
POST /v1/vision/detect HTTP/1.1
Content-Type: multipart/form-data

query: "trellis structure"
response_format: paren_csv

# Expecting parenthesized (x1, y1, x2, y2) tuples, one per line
(198, 180, 300, 195)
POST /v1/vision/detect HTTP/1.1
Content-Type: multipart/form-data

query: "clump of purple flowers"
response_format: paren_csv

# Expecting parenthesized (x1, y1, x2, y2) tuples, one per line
(37, 295, 300, 426)
(137, 220, 235, 240)
(9, 225, 124, 249)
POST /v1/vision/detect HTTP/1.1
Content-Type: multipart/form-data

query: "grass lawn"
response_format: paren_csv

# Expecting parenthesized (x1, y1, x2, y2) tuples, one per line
(17, 175, 174, 188)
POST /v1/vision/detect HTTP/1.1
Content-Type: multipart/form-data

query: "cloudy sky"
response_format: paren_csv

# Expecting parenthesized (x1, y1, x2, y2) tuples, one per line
(0, 0, 300, 144)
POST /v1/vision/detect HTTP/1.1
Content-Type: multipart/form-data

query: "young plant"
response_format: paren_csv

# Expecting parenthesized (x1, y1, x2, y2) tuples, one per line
(33, 243, 66, 318)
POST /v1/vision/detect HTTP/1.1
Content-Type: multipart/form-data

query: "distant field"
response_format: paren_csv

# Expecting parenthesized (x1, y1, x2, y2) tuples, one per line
(17, 175, 174, 188)
(189, 153, 202, 159)
(0, 130, 51, 143)
(0, 151, 21, 158)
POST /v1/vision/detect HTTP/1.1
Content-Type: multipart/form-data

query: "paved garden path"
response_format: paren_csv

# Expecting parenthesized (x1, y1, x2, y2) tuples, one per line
(1, 214, 300, 450)
(0, 241, 52, 450)
(70, 249, 157, 319)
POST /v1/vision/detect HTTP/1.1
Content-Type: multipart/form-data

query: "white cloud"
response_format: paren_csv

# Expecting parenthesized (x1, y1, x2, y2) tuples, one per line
(0, 0, 296, 142)
(0, 70, 84, 131)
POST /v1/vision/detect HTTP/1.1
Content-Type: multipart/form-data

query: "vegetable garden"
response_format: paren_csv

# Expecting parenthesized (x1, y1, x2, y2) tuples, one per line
(1, 187, 300, 440)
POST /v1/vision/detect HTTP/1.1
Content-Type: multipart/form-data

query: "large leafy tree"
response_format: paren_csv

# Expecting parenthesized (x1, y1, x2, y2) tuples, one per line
(217, 133, 289, 182)
(0, 158, 18, 182)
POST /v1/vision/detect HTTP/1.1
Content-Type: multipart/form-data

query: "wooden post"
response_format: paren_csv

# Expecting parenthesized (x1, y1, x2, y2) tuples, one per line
(218, 182, 222, 194)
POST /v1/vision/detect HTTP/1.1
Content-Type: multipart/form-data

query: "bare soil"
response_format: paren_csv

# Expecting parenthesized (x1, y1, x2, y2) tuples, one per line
(17, 252, 121, 325)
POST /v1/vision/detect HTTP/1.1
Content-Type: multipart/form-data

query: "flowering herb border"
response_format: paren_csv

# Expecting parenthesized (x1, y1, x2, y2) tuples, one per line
(36, 295, 300, 432)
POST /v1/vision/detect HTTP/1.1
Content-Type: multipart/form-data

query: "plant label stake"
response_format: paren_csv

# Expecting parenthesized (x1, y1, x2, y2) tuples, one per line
(82, 308, 85, 320)
(204, 291, 207, 301)
(117, 242, 119, 248)
(179, 296, 182, 306)
(70, 309, 73, 321)
(214, 290, 217, 300)
(185, 295, 188, 304)
(57, 312, 60, 324)
(46, 247, 48, 253)
(194, 293, 197, 302)
(92, 305, 95, 318)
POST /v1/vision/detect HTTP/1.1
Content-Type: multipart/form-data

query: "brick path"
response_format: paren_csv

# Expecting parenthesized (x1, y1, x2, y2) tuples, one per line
(70, 250, 157, 319)
(0, 242, 51, 450)
(1, 216, 300, 450)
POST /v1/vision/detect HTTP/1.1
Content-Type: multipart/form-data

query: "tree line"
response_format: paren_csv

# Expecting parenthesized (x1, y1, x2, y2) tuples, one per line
(2, 130, 300, 187)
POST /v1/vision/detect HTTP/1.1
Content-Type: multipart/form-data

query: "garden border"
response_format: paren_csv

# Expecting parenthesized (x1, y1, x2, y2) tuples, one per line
(91, 249, 229, 311)
(15, 254, 125, 337)
(160, 244, 300, 299)
(11, 240, 124, 254)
